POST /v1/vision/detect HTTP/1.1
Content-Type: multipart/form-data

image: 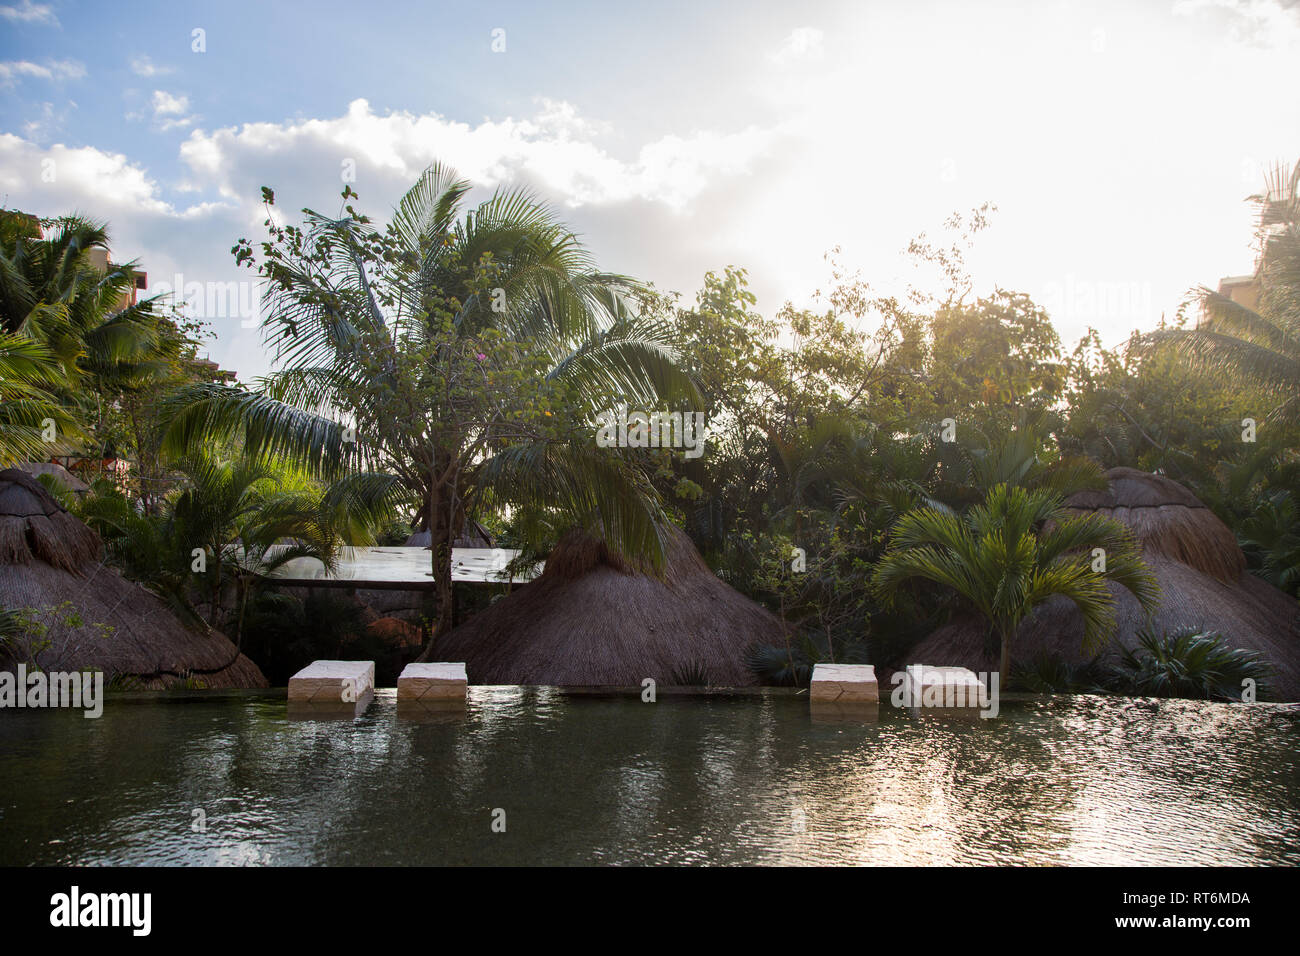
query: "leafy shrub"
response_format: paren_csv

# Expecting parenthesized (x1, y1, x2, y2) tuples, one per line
(669, 660, 712, 687)
(1012, 653, 1112, 694)
(745, 630, 870, 687)
(1112, 626, 1272, 701)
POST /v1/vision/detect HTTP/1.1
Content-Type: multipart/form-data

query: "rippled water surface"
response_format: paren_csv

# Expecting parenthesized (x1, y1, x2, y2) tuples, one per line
(0, 689, 1297, 865)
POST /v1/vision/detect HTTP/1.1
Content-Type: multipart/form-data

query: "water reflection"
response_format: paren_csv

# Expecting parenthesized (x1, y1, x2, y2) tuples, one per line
(0, 691, 1295, 865)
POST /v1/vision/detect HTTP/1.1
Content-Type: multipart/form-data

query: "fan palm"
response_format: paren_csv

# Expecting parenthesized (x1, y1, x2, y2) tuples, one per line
(872, 483, 1160, 680)
(164, 163, 697, 653)
(1143, 160, 1300, 423)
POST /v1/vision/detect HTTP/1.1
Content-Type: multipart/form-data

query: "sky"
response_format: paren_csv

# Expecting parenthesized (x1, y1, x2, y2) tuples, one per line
(1, 0, 1298, 380)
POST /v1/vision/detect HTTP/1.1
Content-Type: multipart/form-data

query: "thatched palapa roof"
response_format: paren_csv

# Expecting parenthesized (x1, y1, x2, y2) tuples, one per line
(15, 461, 90, 495)
(0, 468, 100, 570)
(909, 467, 1300, 700)
(1063, 467, 1245, 583)
(0, 469, 267, 689)
(435, 525, 786, 686)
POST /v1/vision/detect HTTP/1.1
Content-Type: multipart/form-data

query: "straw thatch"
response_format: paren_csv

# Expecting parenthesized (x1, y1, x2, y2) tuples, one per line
(434, 525, 787, 686)
(908, 467, 1300, 700)
(0, 469, 100, 571)
(0, 469, 267, 689)
(1063, 467, 1244, 583)
(16, 462, 90, 495)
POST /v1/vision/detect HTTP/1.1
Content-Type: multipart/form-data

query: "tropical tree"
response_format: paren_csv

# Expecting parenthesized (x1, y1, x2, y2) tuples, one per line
(81, 456, 395, 643)
(0, 213, 165, 390)
(165, 164, 696, 653)
(0, 331, 79, 466)
(925, 412, 1109, 513)
(1144, 159, 1300, 424)
(0, 210, 190, 477)
(871, 483, 1160, 680)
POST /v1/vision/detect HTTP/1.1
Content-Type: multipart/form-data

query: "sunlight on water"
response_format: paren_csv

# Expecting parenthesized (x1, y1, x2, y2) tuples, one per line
(0, 690, 1296, 865)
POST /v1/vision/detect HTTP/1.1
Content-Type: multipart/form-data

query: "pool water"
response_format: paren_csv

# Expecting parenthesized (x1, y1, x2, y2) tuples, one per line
(0, 689, 1296, 865)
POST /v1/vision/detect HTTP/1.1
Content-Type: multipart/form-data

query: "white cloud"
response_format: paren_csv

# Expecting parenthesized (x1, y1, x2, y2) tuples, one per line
(177, 97, 777, 211)
(129, 55, 173, 78)
(20, 100, 75, 142)
(0, 98, 782, 380)
(1171, 0, 1300, 46)
(0, 59, 85, 86)
(151, 90, 189, 115)
(771, 27, 825, 65)
(149, 90, 196, 131)
(0, 135, 177, 216)
(0, 1, 58, 26)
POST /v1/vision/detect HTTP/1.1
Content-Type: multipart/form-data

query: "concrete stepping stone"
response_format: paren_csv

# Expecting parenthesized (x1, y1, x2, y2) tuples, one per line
(901, 665, 987, 708)
(287, 660, 375, 704)
(809, 663, 879, 703)
(397, 662, 467, 702)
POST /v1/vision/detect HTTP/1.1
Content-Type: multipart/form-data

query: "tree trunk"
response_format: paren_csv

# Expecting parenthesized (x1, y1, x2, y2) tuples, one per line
(998, 622, 1012, 685)
(416, 458, 456, 662)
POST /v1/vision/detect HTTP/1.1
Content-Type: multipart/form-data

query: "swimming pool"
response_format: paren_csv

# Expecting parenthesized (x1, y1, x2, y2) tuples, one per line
(1, 689, 1296, 865)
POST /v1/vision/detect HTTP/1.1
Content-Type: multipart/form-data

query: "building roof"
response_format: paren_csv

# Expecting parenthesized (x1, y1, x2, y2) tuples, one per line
(0, 468, 267, 688)
(908, 467, 1300, 700)
(434, 525, 789, 686)
(258, 545, 540, 589)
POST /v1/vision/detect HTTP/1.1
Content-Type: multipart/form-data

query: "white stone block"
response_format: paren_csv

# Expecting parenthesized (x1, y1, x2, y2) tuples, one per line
(287, 660, 375, 704)
(901, 665, 986, 708)
(397, 662, 467, 701)
(809, 663, 879, 703)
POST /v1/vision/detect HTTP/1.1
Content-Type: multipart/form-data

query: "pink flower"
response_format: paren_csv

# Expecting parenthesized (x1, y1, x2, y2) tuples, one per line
(476, 352, 487, 362)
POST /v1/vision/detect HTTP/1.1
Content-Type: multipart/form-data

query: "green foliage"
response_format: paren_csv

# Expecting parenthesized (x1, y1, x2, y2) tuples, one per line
(669, 660, 713, 687)
(928, 289, 1066, 428)
(0, 331, 79, 466)
(76, 455, 394, 642)
(1237, 492, 1300, 597)
(1141, 160, 1300, 425)
(745, 641, 817, 687)
(872, 484, 1160, 676)
(0, 210, 216, 489)
(1113, 627, 1273, 701)
(168, 163, 696, 650)
(1062, 326, 1273, 482)
(1012, 653, 1113, 695)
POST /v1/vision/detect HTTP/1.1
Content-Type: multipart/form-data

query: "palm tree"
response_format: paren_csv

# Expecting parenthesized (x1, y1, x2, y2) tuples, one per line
(171, 457, 395, 642)
(1144, 160, 1300, 423)
(0, 331, 79, 466)
(0, 212, 178, 474)
(81, 456, 396, 643)
(165, 163, 697, 653)
(872, 483, 1159, 681)
(0, 214, 165, 387)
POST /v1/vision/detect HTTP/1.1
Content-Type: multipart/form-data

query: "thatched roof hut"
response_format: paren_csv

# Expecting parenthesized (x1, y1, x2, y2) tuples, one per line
(909, 467, 1300, 700)
(16, 461, 90, 495)
(434, 525, 786, 686)
(0, 469, 267, 689)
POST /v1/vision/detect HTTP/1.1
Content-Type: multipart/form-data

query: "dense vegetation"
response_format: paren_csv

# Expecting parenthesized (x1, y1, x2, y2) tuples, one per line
(2, 158, 1296, 699)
